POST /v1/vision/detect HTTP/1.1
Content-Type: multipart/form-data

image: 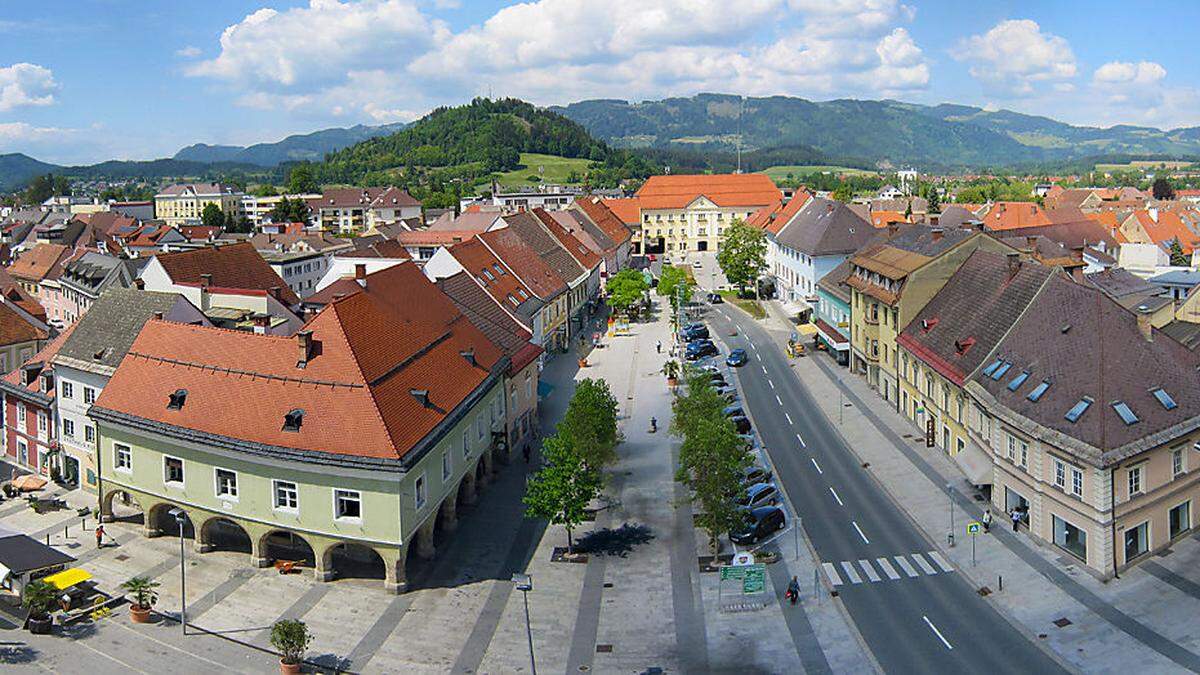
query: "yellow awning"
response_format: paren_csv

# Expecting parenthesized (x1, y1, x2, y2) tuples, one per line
(796, 323, 818, 336)
(43, 568, 91, 590)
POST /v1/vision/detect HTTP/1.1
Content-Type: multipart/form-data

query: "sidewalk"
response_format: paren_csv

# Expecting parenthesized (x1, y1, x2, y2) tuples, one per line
(759, 299, 1200, 673)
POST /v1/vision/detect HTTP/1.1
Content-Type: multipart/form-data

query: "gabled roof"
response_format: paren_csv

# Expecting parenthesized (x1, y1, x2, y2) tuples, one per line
(775, 197, 873, 257)
(849, 225, 976, 279)
(980, 202, 1050, 231)
(1000, 219, 1117, 252)
(600, 197, 641, 226)
(426, 211, 501, 233)
(1, 323, 72, 400)
(574, 196, 631, 247)
(816, 258, 853, 304)
(437, 271, 543, 373)
(394, 230, 477, 247)
(152, 242, 300, 305)
(500, 211, 585, 283)
(93, 263, 505, 466)
(448, 237, 546, 324)
(635, 174, 781, 210)
(476, 228, 566, 302)
(157, 183, 233, 197)
(8, 243, 71, 283)
(0, 267, 45, 319)
(55, 289, 191, 372)
(897, 251, 1055, 386)
(532, 208, 601, 271)
(0, 298, 48, 347)
(1131, 209, 1200, 253)
(552, 209, 613, 256)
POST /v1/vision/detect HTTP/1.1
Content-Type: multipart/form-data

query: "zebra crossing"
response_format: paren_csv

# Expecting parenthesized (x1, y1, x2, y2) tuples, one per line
(821, 552, 955, 587)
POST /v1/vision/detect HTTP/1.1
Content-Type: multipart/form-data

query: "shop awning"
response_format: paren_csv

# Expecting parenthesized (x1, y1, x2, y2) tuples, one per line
(953, 443, 994, 486)
(796, 323, 819, 337)
(43, 568, 92, 590)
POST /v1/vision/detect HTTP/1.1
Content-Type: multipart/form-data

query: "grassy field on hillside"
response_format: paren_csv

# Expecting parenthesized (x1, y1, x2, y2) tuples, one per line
(760, 165, 876, 181)
(495, 153, 592, 187)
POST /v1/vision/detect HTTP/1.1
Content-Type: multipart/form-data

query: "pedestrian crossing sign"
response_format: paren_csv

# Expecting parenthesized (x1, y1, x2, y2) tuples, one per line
(967, 521, 981, 535)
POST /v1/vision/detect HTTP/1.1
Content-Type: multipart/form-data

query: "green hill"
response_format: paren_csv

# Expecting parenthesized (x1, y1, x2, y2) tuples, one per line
(495, 153, 593, 187)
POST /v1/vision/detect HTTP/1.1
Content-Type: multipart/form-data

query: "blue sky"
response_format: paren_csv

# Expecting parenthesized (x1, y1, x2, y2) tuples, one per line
(3, 0, 1199, 164)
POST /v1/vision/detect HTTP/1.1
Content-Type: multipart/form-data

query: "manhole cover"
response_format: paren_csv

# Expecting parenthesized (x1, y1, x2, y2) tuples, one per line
(1053, 617, 1072, 628)
(114, 554, 130, 561)
(596, 645, 613, 653)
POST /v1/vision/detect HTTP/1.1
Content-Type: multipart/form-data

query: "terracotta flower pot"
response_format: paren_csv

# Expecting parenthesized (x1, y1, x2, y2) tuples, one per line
(280, 658, 301, 674)
(130, 604, 152, 624)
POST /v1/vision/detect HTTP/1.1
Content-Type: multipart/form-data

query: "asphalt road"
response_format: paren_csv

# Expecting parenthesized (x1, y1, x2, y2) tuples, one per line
(706, 305, 1067, 674)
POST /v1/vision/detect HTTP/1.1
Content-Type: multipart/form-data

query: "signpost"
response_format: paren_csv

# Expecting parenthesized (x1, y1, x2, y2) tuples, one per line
(719, 563, 769, 611)
(967, 521, 981, 566)
(925, 418, 936, 448)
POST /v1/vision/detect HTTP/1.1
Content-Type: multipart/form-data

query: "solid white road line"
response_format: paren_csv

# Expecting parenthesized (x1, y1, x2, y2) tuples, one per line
(852, 521, 870, 544)
(911, 553, 938, 575)
(811, 457, 823, 474)
(858, 559, 882, 582)
(785, 413, 794, 425)
(894, 555, 919, 578)
(928, 551, 955, 573)
(822, 562, 843, 586)
(768, 379, 776, 389)
(840, 561, 863, 584)
(796, 432, 806, 447)
(829, 487, 844, 506)
(923, 615, 953, 650)
(775, 394, 783, 406)
(897, 554, 921, 576)
(761, 365, 768, 374)
(876, 557, 901, 580)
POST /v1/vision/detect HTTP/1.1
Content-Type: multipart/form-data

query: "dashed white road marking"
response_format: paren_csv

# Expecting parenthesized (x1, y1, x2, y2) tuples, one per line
(928, 551, 955, 573)
(858, 559, 881, 582)
(775, 394, 783, 406)
(829, 487, 844, 506)
(761, 365, 768, 374)
(784, 412, 794, 425)
(911, 553, 938, 575)
(924, 615, 953, 650)
(894, 555, 919, 578)
(796, 432, 806, 447)
(822, 562, 843, 586)
(840, 561, 863, 584)
(852, 521, 870, 544)
(811, 457, 823, 474)
(768, 379, 776, 389)
(876, 557, 900, 580)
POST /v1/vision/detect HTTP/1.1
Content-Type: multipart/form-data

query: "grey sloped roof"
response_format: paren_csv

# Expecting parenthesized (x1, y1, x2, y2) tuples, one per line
(775, 198, 874, 256)
(55, 288, 184, 370)
(502, 212, 585, 283)
(816, 258, 853, 304)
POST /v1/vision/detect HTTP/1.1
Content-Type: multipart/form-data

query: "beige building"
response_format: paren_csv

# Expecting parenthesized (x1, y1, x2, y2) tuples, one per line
(154, 183, 244, 227)
(634, 174, 781, 255)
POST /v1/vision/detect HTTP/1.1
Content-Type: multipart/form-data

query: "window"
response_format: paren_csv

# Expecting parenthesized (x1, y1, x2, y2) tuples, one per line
(16, 404, 25, 425)
(85, 425, 95, 444)
(1007, 371, 1029, 391)
(114, 444, 132, 472)
(17, 440, 27, 466)
(1053, 515, 1088, 561)
(1065, 397, 1093, 423)
(62, 419, 74, 438)
(1174, 447, 1187, 478)
(477, 417, 485, 441)
(164, 456, 184, 484)
(1027, 381, 1050, 402)
(1128, 465, 1143, 496)
(991, 362, 1012, 380)
(214, 468, 238, 499)
(982, 357, 1004, 378)
(37, 412, 47, 435)
(1006, 435, 1016, 462)
(442, 451, 452, 481)
(1153, 388, 1178, 410)
(1112, 401, 1139, 426)
(1170, 501, 1191, 539)
(61, 381, 73, 399)
(84, 387, 96, 405)
(334, 489, 362, 520)
(1124, 521, 1149, 561)
(463, 430, 470, 457)
(1019, 439, 1028, 468)
(1054, 459, 1066, 489)
(415, 474, 427, 509)
(1071, 468, 1083, 497)
(274, 480, 298, 511)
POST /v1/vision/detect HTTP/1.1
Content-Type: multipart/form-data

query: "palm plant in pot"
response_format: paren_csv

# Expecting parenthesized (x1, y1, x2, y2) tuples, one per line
(271, 618, 313, 674)
(121, 576, 159, 624)
(22, 579, 57, 634)
(661, 359, 680, 386)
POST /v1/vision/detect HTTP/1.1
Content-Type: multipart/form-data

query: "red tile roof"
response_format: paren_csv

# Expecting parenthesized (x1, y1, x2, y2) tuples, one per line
(477, 227, 568, 301)
(600, 197, 641, 226)
(1, 323, 71, 394)
(870, 210, 908, 229)
(532, 208, 601, 271)
(980, 202, 1051, 231)
(1131, 209, 1200, 253)
(449, 237, 544, 310)
(0, 298, 48, 348)
(635, 174, 781, 210)
(575, 196, 632, 247)
(394, 230, 477, 246)
(153, 242, 300, 305)
(94, 263, 504, 463)
(8, 243, 70, 283)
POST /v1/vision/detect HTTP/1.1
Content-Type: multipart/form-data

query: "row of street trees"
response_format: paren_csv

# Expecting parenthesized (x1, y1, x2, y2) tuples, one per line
(717, 220, 767, 297)
(672, 366, 752, 552)
(524, 379, 620, 553)
(606, 268, 650, 320)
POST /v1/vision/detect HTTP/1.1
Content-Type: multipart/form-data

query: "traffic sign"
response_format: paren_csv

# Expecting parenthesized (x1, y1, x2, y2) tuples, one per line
(967, 521, 981, 535)
(720, 563, 767, 594)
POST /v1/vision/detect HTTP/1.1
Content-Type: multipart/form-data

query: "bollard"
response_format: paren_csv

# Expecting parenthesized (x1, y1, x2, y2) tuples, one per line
(46, 534, 50, 546)
(82, 516, 87, 532)
(999, 575, 1003, 592)
(64, 524, 68, 539)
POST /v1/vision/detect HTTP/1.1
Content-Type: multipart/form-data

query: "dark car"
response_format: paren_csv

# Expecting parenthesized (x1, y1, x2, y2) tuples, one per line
(682, 325, 709, 341)
(730, 415, 752, 434)
(736, 483, 780, 510)
(685, 341, 719, 361)
(730, 506, 787, 546)
(741, 465, 773, 486)
(718, 390, 738, 404)
(726, 348, 748, 367)
(707, 292, 724, 304)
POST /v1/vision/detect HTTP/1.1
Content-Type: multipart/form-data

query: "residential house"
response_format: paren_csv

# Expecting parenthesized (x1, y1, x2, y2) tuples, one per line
(1117, 209, 1200, 255)
(0, 297, 49, 375)
(91, 263, 510, 593)
(1085, 269, 1175, 329)
(497, 211, 592, 339)
(531, 208, 603, 326)
(813, 260, 853, 366)
(487, 186, 575, 212)
(154, 183, 244, 227)
(769, 197, 873, 318)
(877, 185, 904, 200)
(55, 252, 140, 327)
(8, 243, 71, 300)
(250, 233, 354, 298)
(571, 196, 633, 279)
(241, 193, 320, 228)
(1148, 270, 1200, 304)
(634, 174, 781, 255)
(306, 188, 421, 234)
(0, 328, 70, 475)
(979, 202, 1051, 231)
(394, 230, 477, 265)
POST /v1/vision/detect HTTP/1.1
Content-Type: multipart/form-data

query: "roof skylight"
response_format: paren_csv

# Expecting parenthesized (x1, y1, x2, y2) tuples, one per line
(1152, 388, 1178, 410)
(991, 362, 1012, 380)
(1065, 397, 1093, 423)
(982, 358, 1003, 377)
(1007, 371, 1030, 391)
(1112, 401, 1139, 426)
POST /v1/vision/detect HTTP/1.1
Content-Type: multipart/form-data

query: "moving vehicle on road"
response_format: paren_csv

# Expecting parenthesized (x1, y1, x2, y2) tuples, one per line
(730, 506, 787, 546)
(736, 482, 780, 510)
(726, 348, 749, 367)
(706, 292, 724, 304)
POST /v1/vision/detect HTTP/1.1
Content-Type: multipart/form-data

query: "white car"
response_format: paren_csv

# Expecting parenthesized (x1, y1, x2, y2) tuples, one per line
(692, 261, 703, 269)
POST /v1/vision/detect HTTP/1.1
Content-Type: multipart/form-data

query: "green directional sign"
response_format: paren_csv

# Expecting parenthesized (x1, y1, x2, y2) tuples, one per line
(720, 563, 767, 594)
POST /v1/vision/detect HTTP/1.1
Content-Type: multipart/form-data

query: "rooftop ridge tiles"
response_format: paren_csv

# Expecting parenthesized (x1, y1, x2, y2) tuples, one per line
(127, 352, 364, 389)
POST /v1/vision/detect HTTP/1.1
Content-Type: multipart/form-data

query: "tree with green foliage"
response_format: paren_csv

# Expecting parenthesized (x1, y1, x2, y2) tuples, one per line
(926, 187, 940, 213)
(558, 378, 620, 471)
(607, 269, 648, 318)
(524, 434, 603, 554)
(23, 174, 70, 205)
(831, 183, 854, 202)
(1153, 177, 1176, 201)
(1169, 239, 1189, 266)
(254, 184, 281, 197)
(717, 219, 767, 296)
(268, 196, 310, 224)
(657, 265, 693, 312)
(287, 164, 320, 194)
(270, 619, 314, 667)
(201, 203, 225, 229)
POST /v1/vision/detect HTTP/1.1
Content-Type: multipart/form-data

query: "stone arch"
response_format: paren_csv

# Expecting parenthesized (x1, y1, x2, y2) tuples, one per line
(319, 541, 386, 582)
(257, 530, 316, 568)
(100, 488, 145, 525)
(458, 471, 477, 507)
(146, 503, 194, 539)
(197, 516, 252, 555)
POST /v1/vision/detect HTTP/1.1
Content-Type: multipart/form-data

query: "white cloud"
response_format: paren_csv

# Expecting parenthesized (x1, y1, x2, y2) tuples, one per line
(0, 63, 59, 111)
(1093, 60, 1166, 86)
(175, 46, 202, 58)
(955, 19, 1076, 96)
(0, 121, 71, 141)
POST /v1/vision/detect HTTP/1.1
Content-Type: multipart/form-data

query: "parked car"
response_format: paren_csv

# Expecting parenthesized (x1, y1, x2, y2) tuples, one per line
(741, 465, 773, 486)
(681, 324, 709, 341)
(707, 292, 724, 304)
(692, 261, 703, 269)
(723, 404, 744, 418)
(730, 506, 787, 546)
(708, 372, 728, 386)
(730, 415, 752, 434)
(726, 348, 749, 367)
(685, 340, 719, 360)
(736, 483, 780, 510)
(719, 390, 738, 404)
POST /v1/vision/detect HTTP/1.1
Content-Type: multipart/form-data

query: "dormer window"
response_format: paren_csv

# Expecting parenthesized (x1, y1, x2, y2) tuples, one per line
(167, 389, 188, 410)
(282, 409, 304, 432)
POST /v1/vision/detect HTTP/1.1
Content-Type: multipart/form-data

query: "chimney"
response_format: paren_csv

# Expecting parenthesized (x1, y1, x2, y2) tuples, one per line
(1025, 235, 1038, 249)
(355, 263, 367, 287)
(296, 329, 313, 368)
(269, 286, 282, 301)
(252, 313, 270, 335)
(410, 388, 431, 407)
(200, 273, 212, 288)
(931, 228, 944, 242)
(134, 278, 145, 290)
(1070, 264, 1084, 283)
(1070, 245, 1085, 262)
(1006, 252, 1021, 277)
(153, 311, 164, 320)
(1137, 312, 1153, 342)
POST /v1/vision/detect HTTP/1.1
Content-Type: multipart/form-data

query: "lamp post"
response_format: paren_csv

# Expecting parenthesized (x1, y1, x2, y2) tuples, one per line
(512, 573, 536, 675)
(169, 507, 188, 634)
(945, 482, 955, 548)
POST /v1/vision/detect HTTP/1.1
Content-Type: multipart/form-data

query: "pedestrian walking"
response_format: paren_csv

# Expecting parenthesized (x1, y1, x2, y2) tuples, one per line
(655, 340, 662, 354)
(1010, 509, 1021, 532)
(95, 524, 105, 549)
(982, 510, 992, 533)
(786, 576, 799, 605)
(649, 416, 658, 433)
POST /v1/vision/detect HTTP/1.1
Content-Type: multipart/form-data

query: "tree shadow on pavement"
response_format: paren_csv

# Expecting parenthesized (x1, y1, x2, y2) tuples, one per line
(0, 643, 39, 664)
(577, 522, 655, 558)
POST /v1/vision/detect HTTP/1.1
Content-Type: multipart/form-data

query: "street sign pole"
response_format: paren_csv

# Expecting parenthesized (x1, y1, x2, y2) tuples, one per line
(966, 521, 981, 566)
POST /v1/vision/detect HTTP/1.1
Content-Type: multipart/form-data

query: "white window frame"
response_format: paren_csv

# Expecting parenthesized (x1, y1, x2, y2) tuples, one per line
(16, 404, 25, 426)
(61, 381, 72, 399)
(83, 386, 96, 405)
(1128, 465, 1143, 497)
(415, 473, 427, 510)
(1071, 467, 1083, 498)
(1053, 459, 1066, 489)
(36, 411, 47, 436)
(85, 424, 95, 444)
(62, 418, 74, 439)
(1173, 447, 1187, 478)
(214, 467, 239, 500)
(273, 480, 299, 513)
(114, 443, 132, 473)
(163, 455, 184, 486)
(333, 489, 362, 522)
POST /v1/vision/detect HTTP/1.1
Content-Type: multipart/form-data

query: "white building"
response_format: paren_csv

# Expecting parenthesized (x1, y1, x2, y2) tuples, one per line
(768, 197, 873, 317)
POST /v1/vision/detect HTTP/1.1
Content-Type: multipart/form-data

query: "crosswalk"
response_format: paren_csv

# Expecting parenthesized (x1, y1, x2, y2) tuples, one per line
(821, 552, 954, 587)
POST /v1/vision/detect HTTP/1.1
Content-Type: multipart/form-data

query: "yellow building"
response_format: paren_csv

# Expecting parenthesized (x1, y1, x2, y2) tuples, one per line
(846, 225, 1013, 407)
(154, 183, 244, 227)
(634, 174, 780, 255)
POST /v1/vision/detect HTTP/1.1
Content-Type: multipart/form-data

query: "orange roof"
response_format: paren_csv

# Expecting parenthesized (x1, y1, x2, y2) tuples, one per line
(981, 202, 1051, 231)
(762, 193, 813, 235)
(2, 323, 70, 392)
(532, 208, 601, 271)
(575, 196, 632, 246)
(8, 243, 70, 283)
(0, 298, 48, 348)
(870, 210, 908, 229)
(635, 174, 781, 210)
(394, 230, 477, 246)
(93, 263, 503, 463)
(1086, 211, 1120, 230)
(477, 228, 567, 301)
(153, 242, 299, 305)
(601, 197, 641, 226)
(1132, 210, 1200, 253)
(448, 238, 540, 314)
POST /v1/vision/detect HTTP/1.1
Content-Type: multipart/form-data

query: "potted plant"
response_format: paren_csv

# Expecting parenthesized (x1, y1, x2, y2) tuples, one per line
(22, 579, 57, 634)
(662, 360, 680, 386)
(121, 576, 159, 624)
(271, 618, 313, 674)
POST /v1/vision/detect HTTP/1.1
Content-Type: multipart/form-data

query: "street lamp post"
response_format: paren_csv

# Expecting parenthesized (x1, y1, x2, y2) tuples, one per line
(512, 573, 536, 675)
(946, 482, 955, 547)
(169, 507, 188, 634)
